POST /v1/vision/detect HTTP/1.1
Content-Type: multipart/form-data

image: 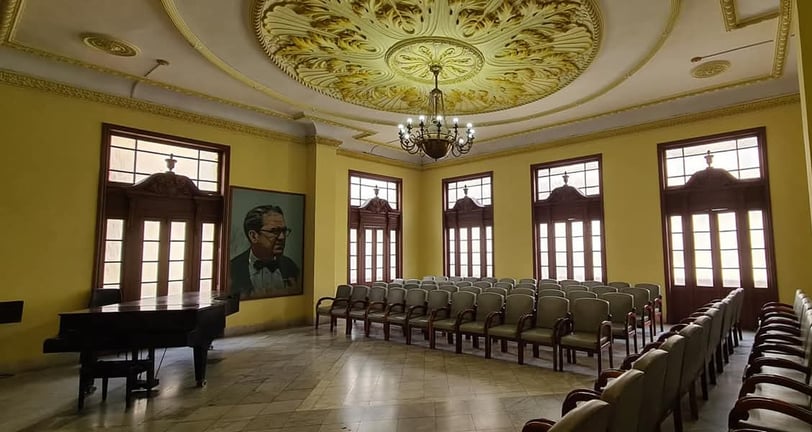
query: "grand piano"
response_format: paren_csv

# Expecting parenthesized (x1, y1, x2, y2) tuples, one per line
(43, 292, 238, 409)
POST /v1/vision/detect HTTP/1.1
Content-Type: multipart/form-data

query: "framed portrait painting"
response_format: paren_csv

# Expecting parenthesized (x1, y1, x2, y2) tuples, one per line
(228, 186, 305, 300)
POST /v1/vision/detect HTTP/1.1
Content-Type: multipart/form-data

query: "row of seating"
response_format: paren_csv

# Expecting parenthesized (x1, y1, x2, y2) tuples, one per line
(521, 287, 745, 432)
(728, 289, 812, 431)
(316, 283, 661, 375)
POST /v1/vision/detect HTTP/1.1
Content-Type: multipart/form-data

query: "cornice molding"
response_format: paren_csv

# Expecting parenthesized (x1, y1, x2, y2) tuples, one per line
(772, 0, 792, 78)
(0, 0, 22, 42)
(336, 148, 420, 170)
(423, 93, 801, 170)
(720, 0, 780, 31)
(0, 69, 307, 145)
(307, 136, 342, 148)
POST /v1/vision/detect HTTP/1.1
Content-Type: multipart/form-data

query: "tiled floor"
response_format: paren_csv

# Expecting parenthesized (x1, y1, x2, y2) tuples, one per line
(0, 322, 751, 431)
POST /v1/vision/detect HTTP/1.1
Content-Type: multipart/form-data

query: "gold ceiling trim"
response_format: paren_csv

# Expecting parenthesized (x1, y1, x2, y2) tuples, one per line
(0, 69, 307, 144)
(423, 93, 801, 170)
(0, 0, 293, 122)
(771, 0, 792, 78)
(80, 32, 139, 57)
(336, 148, 420, 170)
(252, 0, 602, 115)
(720, 0, 780, 31)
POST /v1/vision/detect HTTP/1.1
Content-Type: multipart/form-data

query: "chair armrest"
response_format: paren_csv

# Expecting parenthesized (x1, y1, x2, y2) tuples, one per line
(756, 323, 802, 337)
(754, 333, 802, 347)
(518, 312, 536, 334)
(430, 306, 450, 322)
(762, 301, 793, 309)
(456, 308, 476, 326)
(316, 296, 336, 308)
(599, 320, 613, 344)
(680, 317, 697, 324)
(562, 389, 601, 415)
(658, 330, 679, 343)
(595, 369, 625, 391)
(553, 316, 573, 343)
(729, 397, 812, 429)
(407, 305, 426, 319)
(739, 373, 812, 399)
(750, 343, 806, 359)
(669, 324, 688, 333)
(521, 419, 556, 432)
(351, 299, 368, 309)
(620, 352, 643, 370)
(745, 357, 808, 380)
(367, 301, 387, 312)
(643, 303, 654, 321)
(626, 311, 637, 330)
(485, 311, 504, 330)
(385, 302, 405, 316)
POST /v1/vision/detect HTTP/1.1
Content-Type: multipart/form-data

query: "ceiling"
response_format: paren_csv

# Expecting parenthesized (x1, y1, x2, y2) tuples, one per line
(0, 0, 798, 166)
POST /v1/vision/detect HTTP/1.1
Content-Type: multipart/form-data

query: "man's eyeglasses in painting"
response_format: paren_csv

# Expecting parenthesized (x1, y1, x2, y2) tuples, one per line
(260, 227, 291, 237)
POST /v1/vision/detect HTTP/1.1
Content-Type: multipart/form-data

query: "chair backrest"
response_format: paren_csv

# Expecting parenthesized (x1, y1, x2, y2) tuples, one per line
(519, 278, 537, 285)
(421, 281, 438, 287)
(702, 307, 722, 363)
(601, 369, 644, 432)
(515, 283, 537, 290)
(677, 323, 706, 392)
(630, 349, 669, 432)
(504, 294, 536, 324)
(619, 287, 651, 315)
(404, 289, 428, 307)
(536, 296, 570, 329)
(455, 280, 473, 287)
(335, 284, 352, 299)
(499, 277, 517, 285)
(600, 292, 635, 325)
(566, 290, 598, 303)
(459, 286, 482, 295)
(387, 283, 403, 290)
(484, 287, 509, 296)
(564, 285, 589, 293)
(350, 285, 368, 302)
(426, 290, 450, 310)
(387, 287, 406, 305)
(422, 275, 436, 281)
(539, 278, 558, 284)
(371, 281, 388, 288)
(559, 279, 580, 287)
(540, 283, 563, 290)
(473, 281, 493, 289)
(545, 399, 612, 432)
(89, 288, 121, 307)
(367, 286, 387, 303)
(439, 285, 459, 293)
(404, 278, 421, 284)
(571, 298, 610, 334)
(494, 281, 514, 290)
(512, 287, 536, 297)
(659, 334, 687, 416)
(635, 282, 661, 299)
(481, 277, 498, 284)
(608, 281, 631, 288)
(590, 285, 618, 296)
(450, 291, 477, 316)
(422, 284, 438, 291)
(538, 289, 566, 298)
(404, 283, 421, 290)
(475, 292, 505, 321)
(581, 280, 603, 288)
(436, 276, 449, 282)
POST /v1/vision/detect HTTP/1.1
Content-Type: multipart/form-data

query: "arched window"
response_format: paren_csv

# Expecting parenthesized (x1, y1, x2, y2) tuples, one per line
(659, 127, 776, 327)
(347, 171, 401, 284)
(443, 173, 493, 278)
(95, 124, 229, 301)
(532, 156, 605, 282)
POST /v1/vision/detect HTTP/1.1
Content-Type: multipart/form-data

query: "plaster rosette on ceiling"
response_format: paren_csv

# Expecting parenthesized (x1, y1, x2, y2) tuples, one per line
(252, 0, 601, 115)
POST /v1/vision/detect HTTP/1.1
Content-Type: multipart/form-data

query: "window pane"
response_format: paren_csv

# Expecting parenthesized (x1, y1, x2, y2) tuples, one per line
(673, 268, 685, 285)
(103, 262, 121, 285)
(201, 242, 214, 260)
(168, 281, 183, 297)
(143, 242, 160, 261)
(692, 214, 710, 232)
(753, 268, 768, 288)
(200, 260, 212, 279)
(105, 240, 122, 261)
(171, 221, 186, 240)
(170, 242, 185, 261)
(169, 261, 184, 280)
(141, 283, 157, 299)
(722, 268, 740, 288)
(695, 268, 713, 287)
(202, 223, 215, 241)
(749, 210, 764, 230)
(144, 221, 161, 241)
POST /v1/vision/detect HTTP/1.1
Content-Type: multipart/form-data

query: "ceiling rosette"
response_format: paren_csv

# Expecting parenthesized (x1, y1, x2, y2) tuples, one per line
(252, 0, 601, 115)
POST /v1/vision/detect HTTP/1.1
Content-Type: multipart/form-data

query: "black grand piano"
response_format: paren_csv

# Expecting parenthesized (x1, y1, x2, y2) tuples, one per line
(43, 292, 238, 409)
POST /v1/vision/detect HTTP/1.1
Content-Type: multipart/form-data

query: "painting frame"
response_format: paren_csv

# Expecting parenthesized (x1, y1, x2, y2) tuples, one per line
(227, 186, 305, 300)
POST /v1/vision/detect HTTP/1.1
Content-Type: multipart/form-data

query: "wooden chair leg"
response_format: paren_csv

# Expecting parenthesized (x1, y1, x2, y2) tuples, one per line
(384, 322, 390, 341)
(102, 377, 108, 401)
(447, 332, 454, 344)
(405, 325, 412, 345)
(688, 380, 699, 420)
(455, 331, 463, 354)
(485, 335, 492, 359)
(429, 329, 436, 349)
(633, 331, 638, 353)
(608, 343, 613, 369)
(472, 336, 480, 349)
(501, 340, 508, 353)
(518, 341, 525, 365)
(625, 337, 630, 357)
(673, 399, 684, 432)
(700, 370, 709, 400)
(345, 318, 353, 336)
(597, 350, 602, 376)
(533, 344, 540, 358)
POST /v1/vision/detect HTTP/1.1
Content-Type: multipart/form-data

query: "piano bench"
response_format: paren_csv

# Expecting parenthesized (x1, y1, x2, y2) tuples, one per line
(79, 358, 152, 410)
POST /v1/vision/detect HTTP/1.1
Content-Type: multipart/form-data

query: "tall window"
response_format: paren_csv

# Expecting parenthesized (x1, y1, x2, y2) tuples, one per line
(659, 127, 776, 327)
(348, 171, 401, 284)
(443, 173, 494, 278)
(532, 156, 605, 281)
(95, 124, 228, 301)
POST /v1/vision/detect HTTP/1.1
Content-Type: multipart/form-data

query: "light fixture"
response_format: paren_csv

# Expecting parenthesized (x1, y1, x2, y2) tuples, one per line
(398, 65, 475, 160)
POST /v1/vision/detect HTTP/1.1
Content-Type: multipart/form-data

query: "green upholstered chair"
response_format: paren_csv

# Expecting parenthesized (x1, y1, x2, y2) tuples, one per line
(494, 281, 514, 291)
(459, 286, 482, 295)
(563, 285, 589, 293)
(539, 278, 558, 284)
(557, 298, 613, 375)
(473, 281, 493, 289)
(518, 296, 570, 368)
(608, 281, 631, 288)
(499, 277, 517, 285)
(481, 277, 498, 284)
(484, 287, 509, 296)
(457, 292, 505, 354)
(512, 287, 537, 297)
(620, 286, 654, 344)
(600, 292, 638, 356)
(454, 280, 473, 287)
(314, 284, 352, 330)
(403, 283, 421, 290)
(589, 285, 618, 296)
(519, 278, 538, 285)
(636, 334, 686, 432)
(635, 282, 663, 332)
(675, 323, 707, 423)
(522, 399, 612, 432)
(371, 281, 388, 288)
(484, 293, 536, 359)
(538, 289, 565, 298)
(332, 285, 368, 335)
(349, 286, 385, 335)
(429, 291, 476, 349)
(563, 369, 645, 432)
(596, 349, 669, 432)
(365, 287, 405, 337)
(566, 290, 597, 303)
(540, 283, 563, 290)
(385, 288, 427, 341)
(438, 285, 458, 294)
(406, 289, 450, 345)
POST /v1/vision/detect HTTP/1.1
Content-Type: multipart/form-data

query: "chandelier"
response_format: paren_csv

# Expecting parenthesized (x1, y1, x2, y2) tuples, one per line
(398, 65, 475, 160)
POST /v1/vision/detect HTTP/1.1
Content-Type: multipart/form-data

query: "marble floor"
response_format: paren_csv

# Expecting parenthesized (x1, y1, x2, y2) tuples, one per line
(0, 322, 751, 432)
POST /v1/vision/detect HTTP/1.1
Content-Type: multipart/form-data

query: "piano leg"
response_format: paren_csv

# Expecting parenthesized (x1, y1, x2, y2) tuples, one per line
(192, 345, 208, 387)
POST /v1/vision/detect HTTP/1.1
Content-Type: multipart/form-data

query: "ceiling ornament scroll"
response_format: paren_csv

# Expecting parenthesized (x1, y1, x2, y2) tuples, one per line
(252, 0, 601, 115)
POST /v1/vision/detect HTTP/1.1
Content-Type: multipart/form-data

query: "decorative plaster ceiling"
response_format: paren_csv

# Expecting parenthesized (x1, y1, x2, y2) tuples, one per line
(252, 0, 601, 114)
(0, 0, 798, 166)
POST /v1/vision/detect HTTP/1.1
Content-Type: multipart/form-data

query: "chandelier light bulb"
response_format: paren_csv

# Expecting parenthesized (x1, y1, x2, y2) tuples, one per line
(398, 124, 404, 130)
(436, 115, 443, 122)
(419, 115, 426, 122)
(466, 123, 473, 128)
(453, 118, 459, 124)
(407, 118, 413, 124)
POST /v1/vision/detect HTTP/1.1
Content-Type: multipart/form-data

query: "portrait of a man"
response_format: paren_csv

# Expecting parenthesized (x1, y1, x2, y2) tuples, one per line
(229, 188, 304, 300)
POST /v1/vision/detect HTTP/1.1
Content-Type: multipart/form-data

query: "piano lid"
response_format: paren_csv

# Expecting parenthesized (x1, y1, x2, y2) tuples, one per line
(61, 292, 226, 315)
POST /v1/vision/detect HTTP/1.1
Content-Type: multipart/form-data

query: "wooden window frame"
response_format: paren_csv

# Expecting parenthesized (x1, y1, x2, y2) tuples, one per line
(442, 172, 494, 278)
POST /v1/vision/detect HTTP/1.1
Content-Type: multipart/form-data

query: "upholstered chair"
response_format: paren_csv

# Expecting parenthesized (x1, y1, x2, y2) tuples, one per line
(370, 281, 388, 288)
(563, 369, 645, 432)
(518, 296, 570, 368)
(481, 277, 498, 284)
(314, 284, 351, 330)
(539, 278, 558, 284)
(657, 334, 688, 432)
(519, 278, 538, 285)
(596, 349, 669, 432)
(404, 278, 420, 285)
(559, 279, 580, 287)
(499, 277, 517, 285)
(350, 286, 386, 335)
(406, 290, 450, 345)
(384, 288, 427, 341)
(674, 323, 707, 422)
(522, 399, 612, 432)
(332, 285, 368, 335)
(515, 283, 538, 291)
(600, 292, 638, 356)
(484, 293, 536, 359)
(438, 285, 459, 294)
(512, 287, 537, 297)
(457, 292, 505, 354)
(454, 280, 473, 287)
(429, 291, 476, 349)
(557, 298, 613, 375)
(459, 286, 482, 295)
(563, 285, 589, 293)
(538, 289, 566, 298)
(620, 286, 654, 343)
(635, 282, 663, 332)
(540, 283, 563, 290)
(608, 281, 631, 289)
(566, 290, 597, 303)
(494, 281, 514, 291)
(473, 281, 493, 289)
(484, 287, 509, 297)
(365, 287, 405, 337)
(589, 285, 618, 296)
(581, 280, 603, 288)
(403, 283, 421, 290)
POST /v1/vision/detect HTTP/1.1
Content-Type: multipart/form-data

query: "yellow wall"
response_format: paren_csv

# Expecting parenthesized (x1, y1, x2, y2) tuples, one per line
(0, 83, 312, 371)
(421, 102, 812, 307)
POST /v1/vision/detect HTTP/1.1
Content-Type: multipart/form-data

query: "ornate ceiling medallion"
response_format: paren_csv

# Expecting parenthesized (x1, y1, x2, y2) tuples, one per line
(252, 0, 601, 115)
(80, 33, 139, 57)
(691, 60, 731, 79)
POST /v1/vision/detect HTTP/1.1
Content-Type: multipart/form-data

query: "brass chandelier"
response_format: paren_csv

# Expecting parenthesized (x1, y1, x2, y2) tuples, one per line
(397, 65, 475, 160)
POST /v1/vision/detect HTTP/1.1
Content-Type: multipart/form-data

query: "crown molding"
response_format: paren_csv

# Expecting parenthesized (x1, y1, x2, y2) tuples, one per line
(336, 148, 420, 170)
(721, 0, 780, 32)
(0, 69, 307, 144)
